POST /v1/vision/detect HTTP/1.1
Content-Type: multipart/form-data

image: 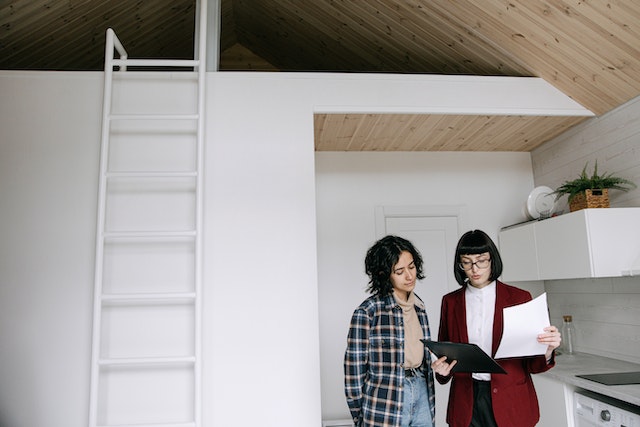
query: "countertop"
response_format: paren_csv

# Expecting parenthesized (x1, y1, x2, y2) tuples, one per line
(540, 352, 640, 406)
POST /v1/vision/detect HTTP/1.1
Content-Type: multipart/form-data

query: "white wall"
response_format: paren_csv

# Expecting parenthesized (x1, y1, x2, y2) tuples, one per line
(0, 70, 587, 427)
(0, 72, 102, 427)
(202, 72, 568, 427)
(203, 74, 322, 427)
(531, 95, 640, 364)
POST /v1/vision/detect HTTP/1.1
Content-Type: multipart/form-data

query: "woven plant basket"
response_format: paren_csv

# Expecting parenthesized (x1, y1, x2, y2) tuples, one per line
(569, 188, 610, 212)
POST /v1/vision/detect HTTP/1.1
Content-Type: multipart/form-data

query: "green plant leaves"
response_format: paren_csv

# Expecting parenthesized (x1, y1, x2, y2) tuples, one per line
(552, 161, 636, 202)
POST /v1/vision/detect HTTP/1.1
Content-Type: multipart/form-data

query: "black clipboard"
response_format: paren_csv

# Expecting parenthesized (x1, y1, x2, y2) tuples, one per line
(421, 339, 506, 374)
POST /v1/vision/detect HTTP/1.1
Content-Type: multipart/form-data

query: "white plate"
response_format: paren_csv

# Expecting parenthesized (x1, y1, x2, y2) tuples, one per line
(526, 186, 556, 219)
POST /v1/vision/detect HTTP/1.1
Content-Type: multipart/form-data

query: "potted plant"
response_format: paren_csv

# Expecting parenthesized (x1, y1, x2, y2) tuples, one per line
(552, 161, 636, 212)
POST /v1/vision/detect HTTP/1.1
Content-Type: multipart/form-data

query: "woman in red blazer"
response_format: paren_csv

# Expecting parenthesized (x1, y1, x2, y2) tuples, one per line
(432, 230, 561, 427)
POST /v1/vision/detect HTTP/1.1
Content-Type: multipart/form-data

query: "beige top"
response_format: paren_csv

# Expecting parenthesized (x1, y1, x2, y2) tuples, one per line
(395, 291, 424, 369)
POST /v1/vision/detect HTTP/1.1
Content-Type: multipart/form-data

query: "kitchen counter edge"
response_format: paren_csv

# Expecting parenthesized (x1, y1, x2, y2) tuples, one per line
(538, 352, 640, 406)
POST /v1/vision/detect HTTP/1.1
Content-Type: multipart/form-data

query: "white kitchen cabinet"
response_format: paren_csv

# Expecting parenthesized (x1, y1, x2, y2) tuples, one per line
(499, 221, 540, 281)
(499, 208, 640, 281)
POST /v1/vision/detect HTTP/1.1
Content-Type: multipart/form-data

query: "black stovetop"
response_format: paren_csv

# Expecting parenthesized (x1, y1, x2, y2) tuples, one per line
(577, 371, 640, 386)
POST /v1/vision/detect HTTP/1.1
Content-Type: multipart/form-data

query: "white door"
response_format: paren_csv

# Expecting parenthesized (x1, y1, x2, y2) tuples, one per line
(383, 214, 461, 427)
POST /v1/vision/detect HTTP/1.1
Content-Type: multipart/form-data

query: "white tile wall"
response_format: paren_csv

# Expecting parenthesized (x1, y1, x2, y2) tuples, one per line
(532, 95, 640, 364)
(545, 277, 640, 364)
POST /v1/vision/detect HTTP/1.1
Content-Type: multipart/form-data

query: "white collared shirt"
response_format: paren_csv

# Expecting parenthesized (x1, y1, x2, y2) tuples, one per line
(465, 280, 496, 381)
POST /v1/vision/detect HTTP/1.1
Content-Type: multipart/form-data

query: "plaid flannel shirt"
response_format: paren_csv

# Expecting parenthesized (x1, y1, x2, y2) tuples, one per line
(344, 293, 436, 427)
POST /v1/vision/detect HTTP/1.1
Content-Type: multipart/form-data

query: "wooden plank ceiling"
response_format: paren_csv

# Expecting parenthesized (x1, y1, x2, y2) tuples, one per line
(2, 0, 640, 152)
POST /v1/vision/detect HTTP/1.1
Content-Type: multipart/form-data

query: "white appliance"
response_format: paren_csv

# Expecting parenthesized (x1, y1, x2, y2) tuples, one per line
(574, 390, 640, 426)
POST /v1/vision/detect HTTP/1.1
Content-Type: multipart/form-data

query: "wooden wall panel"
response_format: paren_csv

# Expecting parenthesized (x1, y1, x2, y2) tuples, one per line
(532, 96, 640, 210)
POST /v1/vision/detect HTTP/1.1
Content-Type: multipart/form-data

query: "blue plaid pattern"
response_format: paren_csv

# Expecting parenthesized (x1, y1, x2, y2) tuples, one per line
(344, 293, 436, 427)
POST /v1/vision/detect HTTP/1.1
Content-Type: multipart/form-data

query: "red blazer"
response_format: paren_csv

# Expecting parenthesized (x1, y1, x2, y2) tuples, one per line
(436, 281, 554, 427)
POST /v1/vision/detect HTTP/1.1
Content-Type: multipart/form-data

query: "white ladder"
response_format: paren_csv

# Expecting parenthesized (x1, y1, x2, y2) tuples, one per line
(88, 5, 207, 426)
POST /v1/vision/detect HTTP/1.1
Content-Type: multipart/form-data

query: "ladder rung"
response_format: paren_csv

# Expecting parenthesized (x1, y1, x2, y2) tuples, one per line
(98, 356, 196, 366)
(98, 423, 195, 427)
(103, 231, 197, 239)
(109, 113, 199, 121)
(102, 292, 196, 303)
(106, 171, 198, 179)
(112, 58, 200, 68)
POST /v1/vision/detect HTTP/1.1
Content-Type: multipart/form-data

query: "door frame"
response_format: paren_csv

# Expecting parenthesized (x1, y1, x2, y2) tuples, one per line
(374, 205, 468, 239)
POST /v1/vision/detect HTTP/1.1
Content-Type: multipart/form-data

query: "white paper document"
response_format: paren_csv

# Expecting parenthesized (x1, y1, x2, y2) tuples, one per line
(494, 292, 550, 359)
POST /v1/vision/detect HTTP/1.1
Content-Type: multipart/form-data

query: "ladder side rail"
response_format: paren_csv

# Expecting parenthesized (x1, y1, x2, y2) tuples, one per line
(194, 0, 208, 425)
(88, 27, 121, 427)
(110, 28, 129, 71)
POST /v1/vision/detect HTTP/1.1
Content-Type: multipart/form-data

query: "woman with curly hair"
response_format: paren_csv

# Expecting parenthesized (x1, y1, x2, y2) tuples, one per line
(344, 235, 436, 427)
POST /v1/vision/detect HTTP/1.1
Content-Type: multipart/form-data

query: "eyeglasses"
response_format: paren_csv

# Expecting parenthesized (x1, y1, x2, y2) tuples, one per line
(458, 258, 491, 271)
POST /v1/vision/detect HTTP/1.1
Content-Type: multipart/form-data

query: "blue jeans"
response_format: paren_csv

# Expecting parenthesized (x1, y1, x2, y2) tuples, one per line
(401, 370, 433, 427)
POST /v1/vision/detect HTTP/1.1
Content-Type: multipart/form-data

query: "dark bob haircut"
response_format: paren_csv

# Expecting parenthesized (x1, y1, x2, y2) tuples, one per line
(453, 229, 503, 286)
(365, 235, 425, 296)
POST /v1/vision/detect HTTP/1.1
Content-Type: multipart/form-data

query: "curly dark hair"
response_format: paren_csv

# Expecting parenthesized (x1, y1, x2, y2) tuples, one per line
(365, 235, 425, 296)
(453, 229, 503, 286)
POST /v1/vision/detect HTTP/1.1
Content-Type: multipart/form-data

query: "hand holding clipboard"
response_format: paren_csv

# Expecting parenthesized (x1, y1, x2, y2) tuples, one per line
(421, 339, 506, 374)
